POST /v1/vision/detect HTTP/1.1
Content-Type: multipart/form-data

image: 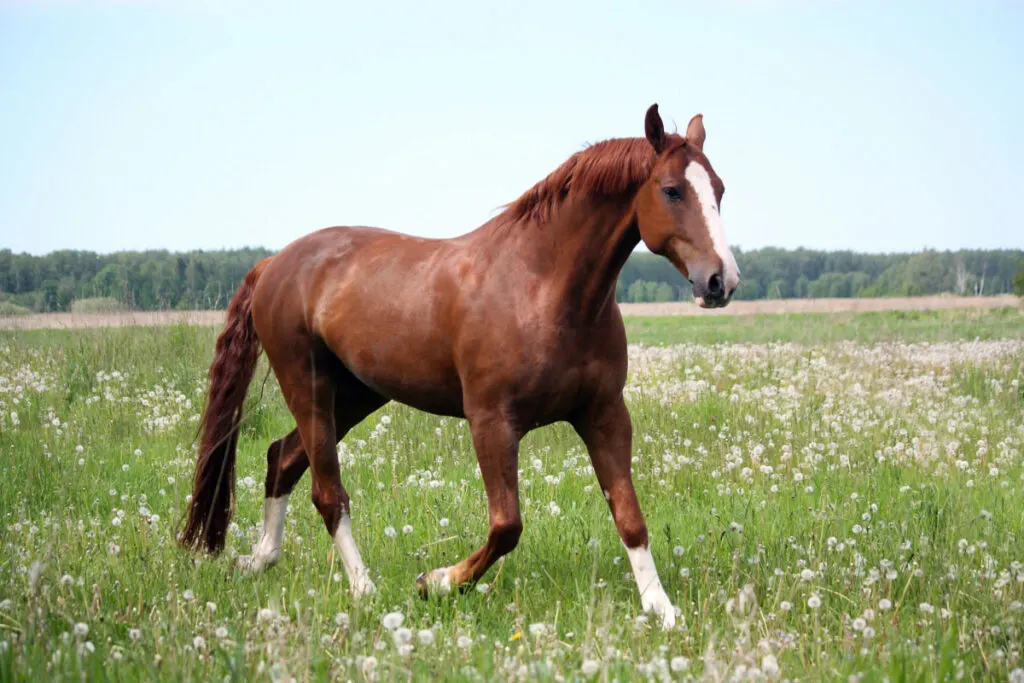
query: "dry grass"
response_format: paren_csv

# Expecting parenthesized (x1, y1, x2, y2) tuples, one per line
(619, 294, 1021, 317)
(0, 310, 225, 330)
(0, 295, 1019, 330)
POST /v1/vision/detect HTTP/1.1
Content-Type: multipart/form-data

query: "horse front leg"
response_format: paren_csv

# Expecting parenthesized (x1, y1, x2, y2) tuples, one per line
(574, 396, 677, 629)
(417, 410, 522, 595)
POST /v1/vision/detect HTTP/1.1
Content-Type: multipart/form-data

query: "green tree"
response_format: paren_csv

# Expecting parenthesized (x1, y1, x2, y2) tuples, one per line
(794, 274, 810, 298)
(654, 282, 674, 302)
(766, 279, 790, 299)
(628, 280, 647, 303)
(39, 279, 59, 312)
(849, 272, 870, 297)
(1014, 261, 1024, 296)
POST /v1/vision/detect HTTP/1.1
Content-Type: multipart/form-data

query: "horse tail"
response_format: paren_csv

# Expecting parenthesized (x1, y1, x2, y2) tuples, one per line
(179, 256, 273, 555)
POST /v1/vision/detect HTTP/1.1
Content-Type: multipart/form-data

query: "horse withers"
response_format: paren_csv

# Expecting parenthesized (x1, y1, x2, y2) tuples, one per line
(179, 103, 740, 630)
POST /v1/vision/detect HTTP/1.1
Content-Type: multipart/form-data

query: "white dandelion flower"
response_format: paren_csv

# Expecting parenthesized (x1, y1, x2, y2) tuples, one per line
(381, 612, 404, 630)
(671, 656, 690, 672)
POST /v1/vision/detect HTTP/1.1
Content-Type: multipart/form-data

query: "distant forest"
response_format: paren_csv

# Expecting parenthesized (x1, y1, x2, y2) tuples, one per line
(0, 246, 1021, 313)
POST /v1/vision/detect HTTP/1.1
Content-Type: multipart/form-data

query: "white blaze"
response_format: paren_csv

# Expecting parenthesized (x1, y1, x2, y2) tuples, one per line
(684, 161, 740, 292)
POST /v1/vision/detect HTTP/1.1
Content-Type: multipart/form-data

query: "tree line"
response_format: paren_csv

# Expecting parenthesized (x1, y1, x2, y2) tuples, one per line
(0, 248, 274, 313)
(0, 246, 1021, 313)
(617, 247, 1023, 303)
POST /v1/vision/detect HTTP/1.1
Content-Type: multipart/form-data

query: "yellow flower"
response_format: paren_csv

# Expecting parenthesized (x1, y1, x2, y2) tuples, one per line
(510, 631, 522, 641)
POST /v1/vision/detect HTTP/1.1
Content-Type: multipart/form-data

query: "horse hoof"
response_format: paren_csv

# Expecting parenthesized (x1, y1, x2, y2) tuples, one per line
(234, 555, 259, 573)
(644, 593, 678, 630)
(416, 568, 452, 597)
(352, 575, 376, 600)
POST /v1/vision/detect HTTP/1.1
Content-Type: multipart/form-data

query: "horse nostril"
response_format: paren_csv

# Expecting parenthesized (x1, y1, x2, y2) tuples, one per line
(707, 273, 724, 298)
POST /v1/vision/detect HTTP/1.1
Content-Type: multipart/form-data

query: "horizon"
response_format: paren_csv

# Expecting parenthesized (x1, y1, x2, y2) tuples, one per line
(2, 1, 1023, 257)
(5, 243, 1024, 261)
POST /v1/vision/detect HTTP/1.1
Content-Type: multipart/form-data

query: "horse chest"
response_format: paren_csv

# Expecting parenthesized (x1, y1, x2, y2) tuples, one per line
(502, 333, 616, 422)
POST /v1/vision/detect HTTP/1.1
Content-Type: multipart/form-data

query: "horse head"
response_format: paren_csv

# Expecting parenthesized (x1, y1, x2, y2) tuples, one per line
(635, 104, 740, 308)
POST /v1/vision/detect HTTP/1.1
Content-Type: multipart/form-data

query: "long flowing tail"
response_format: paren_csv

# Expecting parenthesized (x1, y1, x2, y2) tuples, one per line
(179, 256, 273, 555)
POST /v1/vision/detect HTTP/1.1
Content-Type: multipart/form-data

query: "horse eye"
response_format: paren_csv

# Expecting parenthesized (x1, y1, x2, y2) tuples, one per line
(661, 186, 682, 202)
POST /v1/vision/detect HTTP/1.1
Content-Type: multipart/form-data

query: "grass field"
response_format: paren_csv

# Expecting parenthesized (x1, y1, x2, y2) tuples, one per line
(1, 309, 1023, 681)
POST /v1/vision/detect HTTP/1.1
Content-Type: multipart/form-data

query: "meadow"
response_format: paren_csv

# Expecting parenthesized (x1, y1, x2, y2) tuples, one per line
(1, 307, 1023, 681)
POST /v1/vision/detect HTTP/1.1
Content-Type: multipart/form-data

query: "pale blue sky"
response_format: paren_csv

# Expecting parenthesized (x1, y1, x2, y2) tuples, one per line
(1, 0, 1022, 257)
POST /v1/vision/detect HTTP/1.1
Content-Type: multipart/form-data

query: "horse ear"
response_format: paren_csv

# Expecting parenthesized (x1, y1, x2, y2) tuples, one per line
(645, 103, 666, 154)
(685, 113, 706, 151)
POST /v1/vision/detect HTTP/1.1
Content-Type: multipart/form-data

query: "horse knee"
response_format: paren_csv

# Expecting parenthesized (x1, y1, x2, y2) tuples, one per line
(311, 483, 349, 534)
(491, 518, 523, 556)
(618, 518, 648, 550)
(264, 432, 307, 499)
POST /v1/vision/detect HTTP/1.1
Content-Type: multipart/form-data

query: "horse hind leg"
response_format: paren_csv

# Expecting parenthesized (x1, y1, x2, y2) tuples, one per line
(235, 364, 386, 599)
(264, 341, 386, 598)
(314, 379, 387, 598)
(235, 429, 308, 572)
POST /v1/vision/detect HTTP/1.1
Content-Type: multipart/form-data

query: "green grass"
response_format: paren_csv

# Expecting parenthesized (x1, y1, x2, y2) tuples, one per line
(1, 309, 1022, 681)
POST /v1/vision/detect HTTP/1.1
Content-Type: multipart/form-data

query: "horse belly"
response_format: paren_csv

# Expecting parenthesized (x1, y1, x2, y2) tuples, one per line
(322, 313, 465, 417)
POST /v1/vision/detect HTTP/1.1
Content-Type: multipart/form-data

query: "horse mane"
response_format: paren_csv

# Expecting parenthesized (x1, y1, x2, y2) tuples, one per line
(500, 136, 680, 225)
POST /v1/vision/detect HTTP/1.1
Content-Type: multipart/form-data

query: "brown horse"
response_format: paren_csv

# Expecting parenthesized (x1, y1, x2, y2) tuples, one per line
(180, 103, 739, 629)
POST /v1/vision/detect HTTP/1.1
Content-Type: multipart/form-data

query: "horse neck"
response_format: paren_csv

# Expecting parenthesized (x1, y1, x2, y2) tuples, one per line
(505, 194, 641, 323)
